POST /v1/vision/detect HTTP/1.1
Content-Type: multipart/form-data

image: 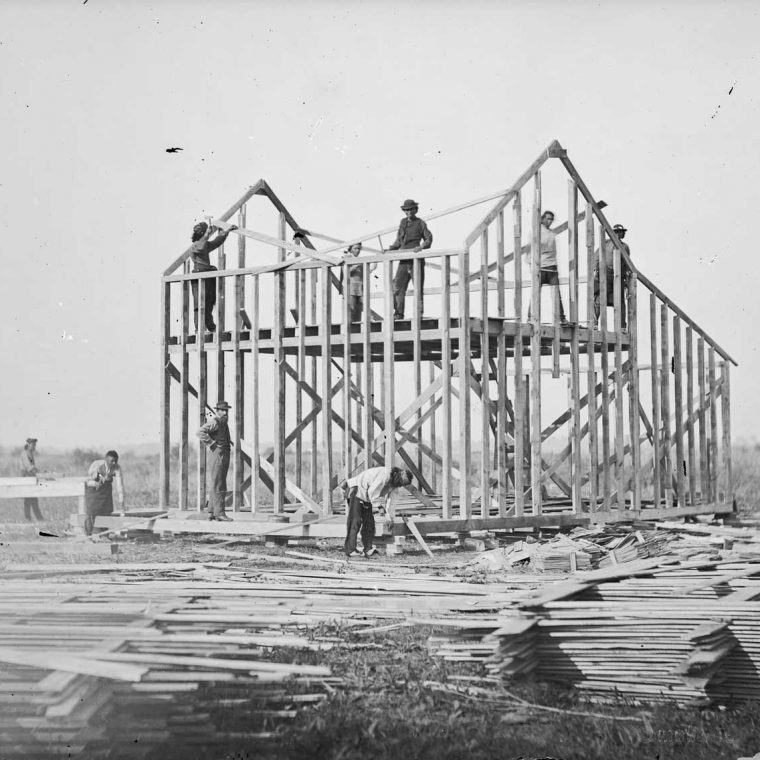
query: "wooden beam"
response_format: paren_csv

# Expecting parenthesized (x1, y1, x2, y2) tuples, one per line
(458, 244, 472, 517)
(598, 227, 611, 509)
(529, 173, 542, 516)
(685, 325, 697, 506)
(251, 275, 261, 512)
(479, 229, 491, 518)
(650, 294, 662, 507)
(160, 279, 171, 509)
(720, 362, 732, 506)
(708, 347, 719, 504)
(660, 303, 673, 507)
(673, 315, 685, 507)
(512, 192, 525, 516)
(612, 242, 625, 509)
(628, 272, 642, 510)
(179, 269, 190, 510)
(321, 265, 334, 513)
(585, 204, 599, 510)
(441, 255, 453, 519)
(233, 205, 246, 511)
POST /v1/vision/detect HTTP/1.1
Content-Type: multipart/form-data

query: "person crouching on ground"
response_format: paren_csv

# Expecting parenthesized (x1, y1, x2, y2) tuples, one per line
(85, 450, 125, 536)
(341, 466, 413, 558)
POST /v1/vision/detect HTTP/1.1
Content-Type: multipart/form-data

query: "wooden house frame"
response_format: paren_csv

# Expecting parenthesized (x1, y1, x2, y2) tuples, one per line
(159, 140, 736, 537)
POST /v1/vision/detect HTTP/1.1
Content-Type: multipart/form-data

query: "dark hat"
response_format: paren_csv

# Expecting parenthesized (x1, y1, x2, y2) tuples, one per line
(400, 199, 419, 211)
(293, 229, 306, 240)
(215, 400, 231, 410)
(613, 224, 627, 233)
(25, 437, 38, 444)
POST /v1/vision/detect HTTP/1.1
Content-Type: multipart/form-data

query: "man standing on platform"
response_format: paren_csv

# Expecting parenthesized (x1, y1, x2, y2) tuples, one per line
(197, 401, 234, 522)
(189, 221, 237, 332)
(528, 210, 567, 324)
(594, 223, 631, 330)
(388, 199, 433, 320)
(19, 437, 44, 522)
(85, 450, 125, 535)
(341, 466, 413, 558)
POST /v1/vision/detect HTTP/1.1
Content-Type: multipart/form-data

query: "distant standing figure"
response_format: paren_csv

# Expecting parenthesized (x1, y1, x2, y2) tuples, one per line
(594, 223, 631, 329)
(85, 450, 125, 535)
(388, 199, 433, 320)
(341, 243, 376, 322)
(197, 401, 233, 522)
(528, 210, 567, 324)
(341, 466, 413, 558)
(19, 437, 44, 521)
(189, 221, 237, 332)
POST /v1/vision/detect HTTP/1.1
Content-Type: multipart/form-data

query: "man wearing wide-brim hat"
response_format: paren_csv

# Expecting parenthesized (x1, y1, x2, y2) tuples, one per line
(593, 223, 632, 330)
(197, 401, 234, 522)
(388, 199, 433, 320)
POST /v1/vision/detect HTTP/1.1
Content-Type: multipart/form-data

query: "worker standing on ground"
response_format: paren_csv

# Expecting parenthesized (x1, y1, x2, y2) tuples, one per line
(594, 223, 631, 330)
(19, 437, 44, 522)
(197, 401, 233, 522)
(341, 242, 376, 322)
(341, 466, 413, 558)
(389, 199, 433, 320)
(84, 450, 125, 536)
(189, 221, 237, 332)
(528, 210, 567, 325)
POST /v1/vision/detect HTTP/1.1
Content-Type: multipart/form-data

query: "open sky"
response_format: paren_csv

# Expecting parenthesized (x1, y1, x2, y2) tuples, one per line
(2, 0, 759, 449)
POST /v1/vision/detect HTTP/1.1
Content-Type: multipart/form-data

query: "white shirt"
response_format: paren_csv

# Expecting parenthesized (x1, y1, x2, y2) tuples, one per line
(539, 226, 557, 268)
(345, 467, 399, 517)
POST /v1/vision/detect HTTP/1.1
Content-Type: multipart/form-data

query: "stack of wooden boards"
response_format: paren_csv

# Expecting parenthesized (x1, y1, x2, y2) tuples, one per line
(0, 559, 540, 757)
(431, 557, 760, 705)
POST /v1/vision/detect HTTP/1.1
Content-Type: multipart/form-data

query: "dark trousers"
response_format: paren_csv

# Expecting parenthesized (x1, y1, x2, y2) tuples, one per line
(84, 485, 113, 536)
(594, 275, 627, 328)
(528, 267, 566, 322)
(348, 295, 363, 323)
(393, 260, 425, 319)
(344, 487, 375, 555)
(23, 497, 43, 521)
(191, 268, 218, 330)
(208, 447, 230, 517)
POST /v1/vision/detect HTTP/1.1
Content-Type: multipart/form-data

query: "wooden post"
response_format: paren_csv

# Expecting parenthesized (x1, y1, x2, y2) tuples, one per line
(233, 205, 246, 511)
(197, 271, 207, 511)
(273, 213, 287, 514)
(612, 243, 625, 509)
(585, 204, 598, 510)
(216, 243, 226, 404)
(649, 294, 662, 507)
(627, 272, 641, 510)
(567, 181, 581, 514)
(479, 230, 491, 518)
(720, 362, 732, 506)
(383, 258, 396, 467)
(458, 243, 472, 517)
(441, 255, 453, 519)
(308, 268, 319, 497)
(673, 315, 685, 509)
(529, 173, 542, 516)
(160, 279, 171, 509)
(598, 227, 611, 509)
(495, 210, 507, 515)
(685, 325, 697, 506)
(251, 275, 261, 513)
(660, 304, 673, 507)
(296, 267, 306, 487)
(697, 337, 708, 504)
(429, 361, 438, 494)
(321, 265, 334, 512)
(179, 267, 190, 511)
(513, 193, 525, 516)
(363, 262, 374, 471)
(342, 260, 352, 479)
(413, 257, 423, 483)
(708, 347, 718, 504)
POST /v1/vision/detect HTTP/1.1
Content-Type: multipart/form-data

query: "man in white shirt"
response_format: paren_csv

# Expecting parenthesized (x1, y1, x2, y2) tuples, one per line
(84, 450, 125, 535)
(527, 210, 567, 324)
(341, 466, 413, 558)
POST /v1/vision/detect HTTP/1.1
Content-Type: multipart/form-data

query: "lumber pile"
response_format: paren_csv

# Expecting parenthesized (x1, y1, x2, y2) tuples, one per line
(445, 559, 760, 705)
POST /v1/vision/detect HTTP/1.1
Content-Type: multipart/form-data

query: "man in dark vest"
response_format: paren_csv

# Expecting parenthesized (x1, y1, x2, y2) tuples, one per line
(388, 199, 433, 320)
(85, 450, 125, 535)
(197, 400, 233, 521)
(19, 437, 44, 521)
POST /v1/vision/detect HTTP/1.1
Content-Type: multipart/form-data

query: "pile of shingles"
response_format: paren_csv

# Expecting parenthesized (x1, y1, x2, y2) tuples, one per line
(482, 558, 760, 705)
